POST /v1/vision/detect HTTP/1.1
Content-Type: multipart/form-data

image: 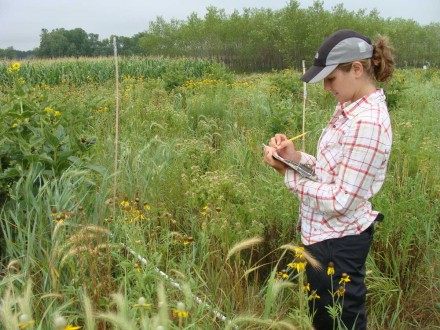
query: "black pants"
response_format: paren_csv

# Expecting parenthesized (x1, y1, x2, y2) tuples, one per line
(305, 225, 374, 330)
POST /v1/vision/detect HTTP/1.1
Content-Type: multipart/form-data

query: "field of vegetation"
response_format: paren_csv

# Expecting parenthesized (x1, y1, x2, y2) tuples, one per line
(0, 58, 439, 329)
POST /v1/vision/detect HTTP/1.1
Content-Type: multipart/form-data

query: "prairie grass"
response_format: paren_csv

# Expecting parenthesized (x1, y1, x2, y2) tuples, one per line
(0, 59, 439, 329)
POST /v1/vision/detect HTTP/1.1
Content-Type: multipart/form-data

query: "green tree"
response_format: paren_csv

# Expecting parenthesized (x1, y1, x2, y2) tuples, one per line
(38, 28, 96, 58)
(178, 12, 205, 57)
(277, 1, 308, 67)
(423, 23, 440, 66)
(139, 17, 182, 56)
(38, 28, 69, 57)
(384, 18, 424, 66)
(0, 47, 17, 59)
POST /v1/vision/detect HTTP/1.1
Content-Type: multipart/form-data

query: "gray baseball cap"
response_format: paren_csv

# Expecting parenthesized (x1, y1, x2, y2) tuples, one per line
(301, 29, 374, 83)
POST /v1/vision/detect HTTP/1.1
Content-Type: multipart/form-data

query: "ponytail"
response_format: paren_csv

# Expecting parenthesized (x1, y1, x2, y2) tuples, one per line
(371, 35, 395, 82)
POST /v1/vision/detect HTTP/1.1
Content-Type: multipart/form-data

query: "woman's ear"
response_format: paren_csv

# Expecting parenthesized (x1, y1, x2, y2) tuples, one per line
(351, 61, 364, 78)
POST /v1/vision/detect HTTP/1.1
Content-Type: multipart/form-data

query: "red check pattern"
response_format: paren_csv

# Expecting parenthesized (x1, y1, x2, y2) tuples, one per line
(285, 89, 392, 245)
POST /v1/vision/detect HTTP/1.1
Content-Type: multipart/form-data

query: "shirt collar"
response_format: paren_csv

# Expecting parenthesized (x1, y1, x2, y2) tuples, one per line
(337, 89, 386, 119)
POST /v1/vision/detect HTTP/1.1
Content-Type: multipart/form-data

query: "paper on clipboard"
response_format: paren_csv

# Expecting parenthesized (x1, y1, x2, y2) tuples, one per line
(263, 144, 317, 180)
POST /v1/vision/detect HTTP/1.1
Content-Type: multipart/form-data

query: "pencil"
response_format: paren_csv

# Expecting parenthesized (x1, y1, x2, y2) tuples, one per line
(289, 131, 309, 141)
(274, 131, 310, 148)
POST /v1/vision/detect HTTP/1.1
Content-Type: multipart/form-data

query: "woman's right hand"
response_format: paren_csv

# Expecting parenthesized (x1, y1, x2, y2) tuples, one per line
(270, 134, 301, 164)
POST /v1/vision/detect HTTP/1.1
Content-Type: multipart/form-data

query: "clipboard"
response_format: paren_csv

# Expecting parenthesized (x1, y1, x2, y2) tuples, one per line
(262, 144, 317, 180)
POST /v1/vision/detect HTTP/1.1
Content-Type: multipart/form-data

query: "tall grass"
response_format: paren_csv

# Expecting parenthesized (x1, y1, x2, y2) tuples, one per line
(1, 59, 439, 329)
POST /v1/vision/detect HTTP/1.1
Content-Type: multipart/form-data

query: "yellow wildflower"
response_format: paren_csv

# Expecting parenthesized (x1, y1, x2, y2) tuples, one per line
(334, 286, 346, 297)
(53, 314, 81, 330)
(309, 290, 320, 300)
(339, 273, 351, 284)
(95, 106, 109, 113)
(12, 62, 20, 71)
(54, 110, 61, 117)
(133, 297, 151, 308)
(304, 282, 311, 292)
(44, 106, 53, 113)
(200, 205, 211, 216)
(172, 302, 188, 318)
(288, 261, 307, 273)
(294, 246, 305, 259)
(276, 270, 289, 280)
(18, 314, 34, 329)
(120, 198, 130, 210)
(182, 236, 194, 245)
(327, 261, 335, 276)
(298, 261, 307, 271)
(173, 309, 188, 318)
(18, 320, 35, 329)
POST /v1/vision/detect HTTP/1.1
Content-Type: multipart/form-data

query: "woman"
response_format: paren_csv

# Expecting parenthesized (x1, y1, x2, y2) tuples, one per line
(263, 29, 395, 329)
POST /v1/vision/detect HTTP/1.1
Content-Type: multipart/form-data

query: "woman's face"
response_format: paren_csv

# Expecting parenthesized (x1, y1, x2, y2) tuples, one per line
(323, 68, 357, 103)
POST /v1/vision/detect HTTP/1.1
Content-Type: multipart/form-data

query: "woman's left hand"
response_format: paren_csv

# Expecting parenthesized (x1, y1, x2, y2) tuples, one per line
(263, 144, 288, 174)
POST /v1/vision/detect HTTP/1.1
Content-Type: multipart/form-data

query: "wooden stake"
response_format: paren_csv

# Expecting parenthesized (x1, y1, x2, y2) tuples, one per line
(302, 60, 307, 151)
(113, 36, 119, 218)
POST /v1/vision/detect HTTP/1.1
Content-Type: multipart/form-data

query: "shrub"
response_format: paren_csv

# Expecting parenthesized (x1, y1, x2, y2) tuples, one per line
(0, 62, 99, 204)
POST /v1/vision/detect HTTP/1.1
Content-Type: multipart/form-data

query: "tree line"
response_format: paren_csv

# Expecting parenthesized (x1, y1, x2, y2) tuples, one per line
(1, 0, 439, 71)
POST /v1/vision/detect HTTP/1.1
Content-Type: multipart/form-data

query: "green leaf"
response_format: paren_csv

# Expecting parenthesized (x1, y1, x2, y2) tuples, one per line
(67, 156, 81, 164)
(54, 124, 66, 140)
(84, 163, 107, 176)
(44, 130, 60, 148)
(0, 167, 21, 179)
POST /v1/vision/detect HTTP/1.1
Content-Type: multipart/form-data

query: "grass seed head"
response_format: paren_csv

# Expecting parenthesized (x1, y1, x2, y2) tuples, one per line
(226, 236, 264, 260)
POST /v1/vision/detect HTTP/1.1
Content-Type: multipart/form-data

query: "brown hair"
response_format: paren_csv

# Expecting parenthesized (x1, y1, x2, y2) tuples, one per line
(338, 35, 395, 82)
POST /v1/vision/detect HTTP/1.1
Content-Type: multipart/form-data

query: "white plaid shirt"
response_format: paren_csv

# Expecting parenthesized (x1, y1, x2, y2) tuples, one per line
(285, 89, 392, 245)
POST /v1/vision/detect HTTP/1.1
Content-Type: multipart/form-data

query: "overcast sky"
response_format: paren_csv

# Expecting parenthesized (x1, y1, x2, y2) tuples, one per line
(1, 0, 439, 51)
